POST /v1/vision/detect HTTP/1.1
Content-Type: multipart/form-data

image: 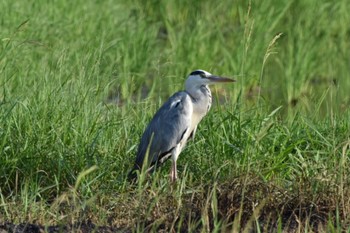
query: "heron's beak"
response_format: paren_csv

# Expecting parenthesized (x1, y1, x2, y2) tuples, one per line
(207, 75, 236, 83)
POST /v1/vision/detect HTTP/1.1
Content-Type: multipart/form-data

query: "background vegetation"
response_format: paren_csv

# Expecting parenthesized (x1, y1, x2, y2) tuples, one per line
(1, 0, 349, 232)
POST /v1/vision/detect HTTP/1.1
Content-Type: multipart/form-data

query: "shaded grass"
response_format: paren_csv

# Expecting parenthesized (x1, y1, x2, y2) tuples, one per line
(1, 0, 350, 232)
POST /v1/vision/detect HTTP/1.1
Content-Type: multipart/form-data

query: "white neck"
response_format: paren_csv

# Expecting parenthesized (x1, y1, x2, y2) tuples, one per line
(185, 84, 212, 114)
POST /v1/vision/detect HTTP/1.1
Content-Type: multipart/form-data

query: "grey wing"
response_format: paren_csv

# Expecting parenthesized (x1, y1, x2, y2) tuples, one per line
(133, 91, 193, 170)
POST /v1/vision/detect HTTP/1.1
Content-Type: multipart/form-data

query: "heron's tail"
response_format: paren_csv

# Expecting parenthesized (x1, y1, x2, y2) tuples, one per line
(127, 165, 140, 182)
(127, 163, 158, 183)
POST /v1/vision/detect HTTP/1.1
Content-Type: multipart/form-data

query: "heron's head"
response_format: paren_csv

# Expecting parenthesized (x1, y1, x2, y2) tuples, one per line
(185, 69, 235, 90)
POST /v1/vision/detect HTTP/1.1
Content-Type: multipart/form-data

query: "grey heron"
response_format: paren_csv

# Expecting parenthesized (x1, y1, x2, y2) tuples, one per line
(128, 69, 235, 182)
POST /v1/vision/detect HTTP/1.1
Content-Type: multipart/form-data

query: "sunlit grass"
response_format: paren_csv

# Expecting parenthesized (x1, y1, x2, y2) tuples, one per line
(1, 0, 350, 232)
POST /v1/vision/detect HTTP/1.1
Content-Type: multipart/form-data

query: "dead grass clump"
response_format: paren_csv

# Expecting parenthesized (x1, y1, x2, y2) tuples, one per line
(104, 175, 349, 232)
(2, 176, 348, 232)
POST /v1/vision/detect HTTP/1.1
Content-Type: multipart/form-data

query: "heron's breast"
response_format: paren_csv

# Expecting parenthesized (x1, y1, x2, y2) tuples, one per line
(190, 111, 203, 130)
(192, 95, 210, 127)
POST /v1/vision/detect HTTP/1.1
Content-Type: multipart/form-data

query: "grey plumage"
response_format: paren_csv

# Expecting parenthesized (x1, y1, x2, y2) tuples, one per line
(134, 92, 192, 170)
(128, 69, 235, 182)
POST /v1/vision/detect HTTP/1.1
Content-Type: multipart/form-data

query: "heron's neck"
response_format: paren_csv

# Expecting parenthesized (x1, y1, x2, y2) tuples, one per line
(186, 85, 212, 114)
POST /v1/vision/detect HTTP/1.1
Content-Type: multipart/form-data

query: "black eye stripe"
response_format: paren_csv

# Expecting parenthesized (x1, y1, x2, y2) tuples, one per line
(189, 70, 206, 76)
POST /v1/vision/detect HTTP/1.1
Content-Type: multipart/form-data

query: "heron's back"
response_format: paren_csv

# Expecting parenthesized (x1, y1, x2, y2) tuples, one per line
(132, 91, 193, 172)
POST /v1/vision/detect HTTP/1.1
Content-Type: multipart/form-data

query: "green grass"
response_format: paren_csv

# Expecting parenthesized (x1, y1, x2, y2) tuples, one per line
(1, 0, 350, 232)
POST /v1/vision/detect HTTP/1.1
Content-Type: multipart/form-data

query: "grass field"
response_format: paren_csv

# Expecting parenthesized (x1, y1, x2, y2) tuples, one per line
(1, 0, 350, 232)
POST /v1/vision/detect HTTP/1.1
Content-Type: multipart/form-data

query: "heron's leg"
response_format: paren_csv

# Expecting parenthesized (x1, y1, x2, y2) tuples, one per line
(189, 126, 197, 140)
(170, 144, 181, 182)
(170, 160, 177, 182)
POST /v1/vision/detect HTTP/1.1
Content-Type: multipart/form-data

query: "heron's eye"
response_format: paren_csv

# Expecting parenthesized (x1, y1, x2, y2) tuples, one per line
(200, 74, 206, 78)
